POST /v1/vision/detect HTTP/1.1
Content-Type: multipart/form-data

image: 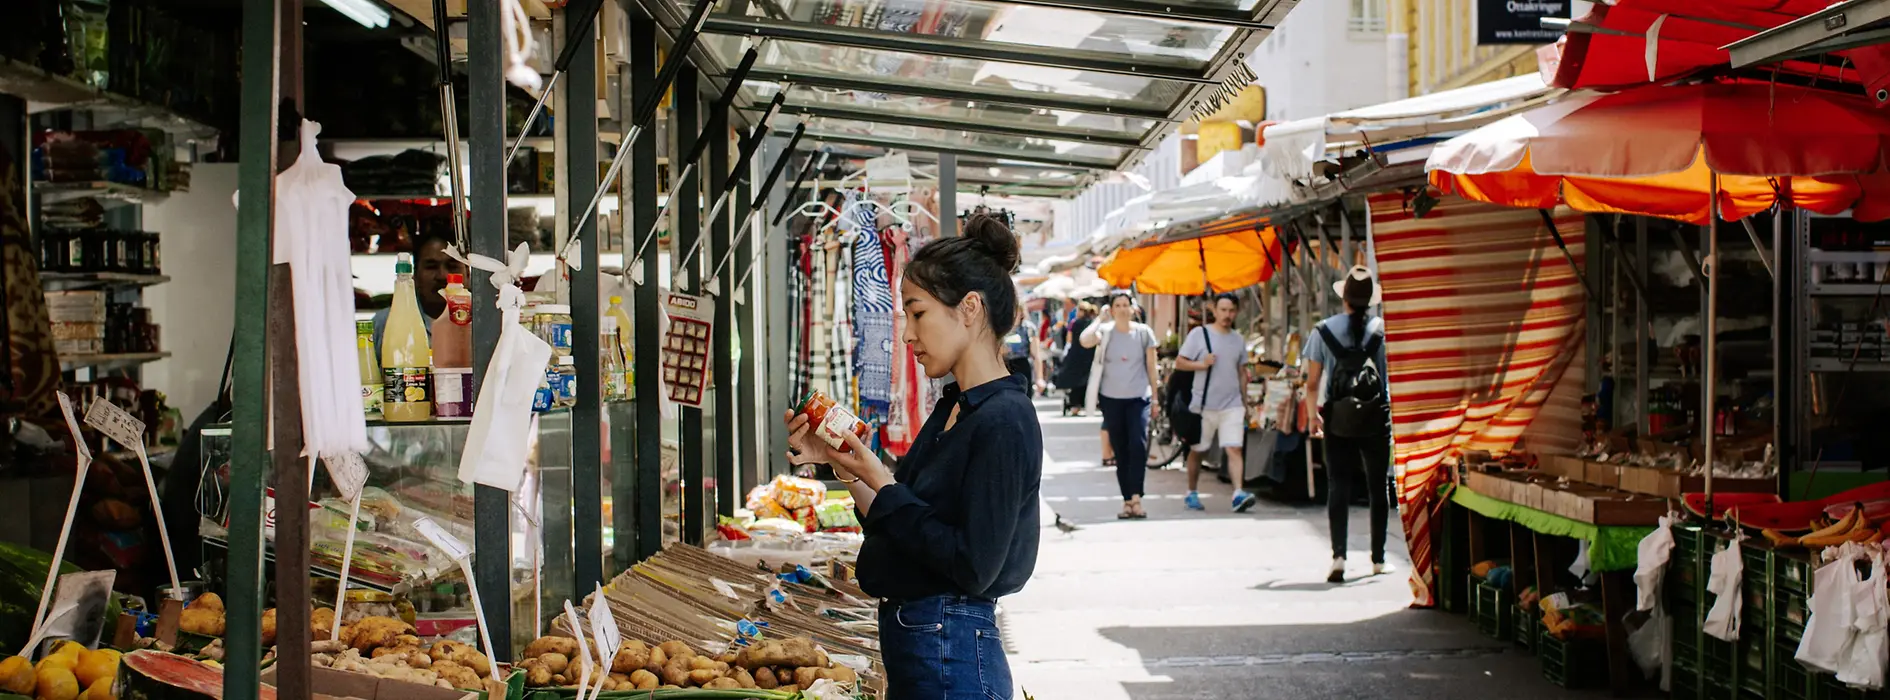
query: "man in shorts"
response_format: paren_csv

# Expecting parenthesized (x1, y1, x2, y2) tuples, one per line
(1176, 293, 1254, 512)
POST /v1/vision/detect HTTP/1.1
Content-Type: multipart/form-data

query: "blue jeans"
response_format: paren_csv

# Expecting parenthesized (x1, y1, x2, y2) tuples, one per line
(879, 595, 1012, 700)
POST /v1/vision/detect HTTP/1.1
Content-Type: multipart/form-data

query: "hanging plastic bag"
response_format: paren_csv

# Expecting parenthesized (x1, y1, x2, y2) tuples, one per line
(1635, 516, 1676, 612)
(1628, 606, 1670, 683)
(1703, 536, 1744, 642)
(1570, 539, 1596, 587)
(451, 243, 554, 491)
(1799, 542, 1864, 673)
(273, 120, 369, 461)
(1840, 547, 1889, 690)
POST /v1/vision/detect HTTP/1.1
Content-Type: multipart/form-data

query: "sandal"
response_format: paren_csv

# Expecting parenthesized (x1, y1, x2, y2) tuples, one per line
(1103, 457, 1118, 467)
(1118, 507, 1136, 520)
(1130, 502, 1149, 519)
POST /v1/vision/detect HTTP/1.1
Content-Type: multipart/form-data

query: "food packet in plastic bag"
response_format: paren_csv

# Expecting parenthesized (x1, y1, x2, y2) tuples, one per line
(768, 474, 826, 510)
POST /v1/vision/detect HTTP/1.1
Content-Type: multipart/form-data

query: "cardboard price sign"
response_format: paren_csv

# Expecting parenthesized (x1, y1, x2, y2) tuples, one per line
(661, 292, 714, 408)
(413, 517, 473, 562)
(587, 586, 620, 666)
(84, 398, 145, 450)
(326, 452, 369, 503)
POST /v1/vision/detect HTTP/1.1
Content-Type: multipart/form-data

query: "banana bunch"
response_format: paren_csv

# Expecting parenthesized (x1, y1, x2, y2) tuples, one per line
(1763, 505, 1886, 549)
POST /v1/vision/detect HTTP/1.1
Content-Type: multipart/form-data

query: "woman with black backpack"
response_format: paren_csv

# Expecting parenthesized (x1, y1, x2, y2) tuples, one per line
(1303, 266, 1394, 584)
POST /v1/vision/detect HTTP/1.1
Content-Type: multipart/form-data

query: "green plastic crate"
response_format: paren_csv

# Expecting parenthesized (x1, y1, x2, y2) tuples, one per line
(1539, 632, 1606, 689)
(1471, 577, 1512, 641)
(1513, 603, 1538, 653)
(1672, 660, 1702, 700)
(1775, 549, 1813, 595)
(1774, 644, 1810, 700)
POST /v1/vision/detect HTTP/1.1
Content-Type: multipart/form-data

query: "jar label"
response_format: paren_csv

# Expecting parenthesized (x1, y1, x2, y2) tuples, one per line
(383, 367, 431, 405)
(362, 383, 382, 413)
(551, 322, 573, 351)
(448, 296, 472, 327)
(433, 369, 473, 417)
(816, 405, 863, 449)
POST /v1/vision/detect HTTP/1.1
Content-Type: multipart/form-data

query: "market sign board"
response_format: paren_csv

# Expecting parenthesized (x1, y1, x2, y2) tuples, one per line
(1477, 0, 1570, 45)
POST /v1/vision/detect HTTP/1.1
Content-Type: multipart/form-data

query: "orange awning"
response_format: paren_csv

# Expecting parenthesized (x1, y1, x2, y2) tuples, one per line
(1098, 227, 1283, 295)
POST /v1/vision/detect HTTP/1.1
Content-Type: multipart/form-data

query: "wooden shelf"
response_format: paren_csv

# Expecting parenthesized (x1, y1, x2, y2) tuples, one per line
(1809, 358, 1890, 373)
(35, 180, 173, 205)
(0, 56, 217, 138)
(61, 351, 170, 372)
(39, 272, 170, 291)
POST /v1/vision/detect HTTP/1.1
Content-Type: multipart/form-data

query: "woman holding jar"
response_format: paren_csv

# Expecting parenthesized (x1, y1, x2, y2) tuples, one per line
(784, 215, 1041, 700)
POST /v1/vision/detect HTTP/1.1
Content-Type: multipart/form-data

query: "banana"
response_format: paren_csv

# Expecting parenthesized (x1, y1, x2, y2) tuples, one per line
(1806, 507, 1863, 540)
(1763, 528, 1799, 547)
(1865, 531, 1885, 545)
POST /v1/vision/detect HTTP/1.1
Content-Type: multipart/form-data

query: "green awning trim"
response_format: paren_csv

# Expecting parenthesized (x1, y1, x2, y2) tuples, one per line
(1451, 485, 1656, 572)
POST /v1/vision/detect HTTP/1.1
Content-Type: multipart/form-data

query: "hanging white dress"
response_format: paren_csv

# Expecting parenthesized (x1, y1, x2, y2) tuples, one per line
(1800, 543, 1864, 674)
(274, 120, 369, 461)
(1702, 536, 1743, 642)
(1840, 548, 1889, 690)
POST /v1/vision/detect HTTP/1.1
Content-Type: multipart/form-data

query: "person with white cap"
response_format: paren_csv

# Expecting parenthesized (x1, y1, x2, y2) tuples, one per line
(1302, 265, 1394, 584)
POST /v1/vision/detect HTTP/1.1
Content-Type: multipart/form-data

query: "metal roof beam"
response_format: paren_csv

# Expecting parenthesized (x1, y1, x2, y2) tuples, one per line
(758, 102, 1150, 150)
(703, 15, 1215, 83)
(791, 131, 1120, 170)
(740, 70, 1177, 122)
(979, 0, 1277, 28)
(1725, 0, 1890, 69)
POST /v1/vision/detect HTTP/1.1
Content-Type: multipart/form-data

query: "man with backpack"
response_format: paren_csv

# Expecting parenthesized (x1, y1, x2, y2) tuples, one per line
(1303, 266, 1394, 584)
(1176, 293, 1254, 512)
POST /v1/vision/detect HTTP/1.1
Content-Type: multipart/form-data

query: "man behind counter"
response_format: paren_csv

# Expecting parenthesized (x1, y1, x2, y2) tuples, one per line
(371, 231, 468, 356)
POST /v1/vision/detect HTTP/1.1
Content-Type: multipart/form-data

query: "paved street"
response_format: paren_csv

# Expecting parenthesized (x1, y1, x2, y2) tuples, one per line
(1003, 399, 1598, 700)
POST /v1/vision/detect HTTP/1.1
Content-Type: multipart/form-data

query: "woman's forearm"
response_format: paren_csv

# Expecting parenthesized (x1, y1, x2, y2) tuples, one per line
(848, 479, 880, 516)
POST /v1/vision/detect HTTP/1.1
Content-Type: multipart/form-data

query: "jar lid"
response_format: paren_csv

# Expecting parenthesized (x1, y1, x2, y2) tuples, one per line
(537, 304, 572, 314)
(559, 356, 575, 366)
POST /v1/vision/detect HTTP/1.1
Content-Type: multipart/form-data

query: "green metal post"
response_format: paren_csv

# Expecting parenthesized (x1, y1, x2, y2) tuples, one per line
(565, 0, 605, 592)
(467, 0, 512, 659)
(674, 69, 705, 546)
(629, 14, 664, 561)
(710, 100, 736, 516)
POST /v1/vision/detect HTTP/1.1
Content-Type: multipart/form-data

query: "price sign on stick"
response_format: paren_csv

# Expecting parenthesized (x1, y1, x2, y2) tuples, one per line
(84, 398, 179, 591)
(326, 452, 369, 503)
(588, 586, 620, 667)
(415, 517, 499, 681)
(25, 394, 94, 657)
(562, 603, 594, 700)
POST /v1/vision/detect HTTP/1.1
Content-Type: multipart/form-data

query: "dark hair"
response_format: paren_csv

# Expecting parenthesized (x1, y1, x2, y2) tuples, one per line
(1109, 292, 1135, 307)
(906, 215, 1022, 342)
(1214, 292, 1239, 307)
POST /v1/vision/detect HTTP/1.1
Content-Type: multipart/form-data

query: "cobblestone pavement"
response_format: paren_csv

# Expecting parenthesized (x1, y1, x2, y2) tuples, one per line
(1004, 399, 1602, 700)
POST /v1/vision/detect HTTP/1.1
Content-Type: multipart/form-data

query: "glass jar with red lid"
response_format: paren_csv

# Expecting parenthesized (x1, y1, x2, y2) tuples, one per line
(797, 389, 870, 453)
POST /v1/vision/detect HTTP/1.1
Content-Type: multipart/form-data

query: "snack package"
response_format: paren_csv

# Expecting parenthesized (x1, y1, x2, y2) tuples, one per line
(790, 507, 820, 533)
(767, 475, 825, 510)
(751, 495, 791, 521)
(815, 500, 860, 531)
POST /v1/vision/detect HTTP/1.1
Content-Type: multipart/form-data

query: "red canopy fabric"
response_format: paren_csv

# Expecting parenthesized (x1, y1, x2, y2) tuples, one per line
(1546, 0, 1890, 102)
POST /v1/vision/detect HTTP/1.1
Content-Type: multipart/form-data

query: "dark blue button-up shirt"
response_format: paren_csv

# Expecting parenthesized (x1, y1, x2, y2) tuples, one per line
(857, 373, 1042, 601)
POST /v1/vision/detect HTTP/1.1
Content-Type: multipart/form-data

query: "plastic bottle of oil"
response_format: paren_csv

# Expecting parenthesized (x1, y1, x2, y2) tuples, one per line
(381, 253, 433, 422)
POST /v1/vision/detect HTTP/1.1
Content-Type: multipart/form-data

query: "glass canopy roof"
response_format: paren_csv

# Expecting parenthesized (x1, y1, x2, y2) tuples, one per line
(649, 0, 1294, 183)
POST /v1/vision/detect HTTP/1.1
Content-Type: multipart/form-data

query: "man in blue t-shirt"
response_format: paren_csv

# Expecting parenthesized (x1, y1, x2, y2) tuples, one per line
(1176, 293, 1253, 513)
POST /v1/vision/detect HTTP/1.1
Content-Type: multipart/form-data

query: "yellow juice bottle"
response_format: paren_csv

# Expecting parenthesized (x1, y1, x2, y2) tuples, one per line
(381, 253, 434, 422)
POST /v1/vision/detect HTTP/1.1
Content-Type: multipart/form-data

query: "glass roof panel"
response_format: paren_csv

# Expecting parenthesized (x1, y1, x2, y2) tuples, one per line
(703, 34, 1187, 109)
(790, 114, 1130, 165)
(688, 0, 1238, 68)
(778, 84, 1155, 140)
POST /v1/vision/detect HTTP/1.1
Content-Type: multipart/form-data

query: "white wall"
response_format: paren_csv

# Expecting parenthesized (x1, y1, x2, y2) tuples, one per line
(1247, 0, 1393, 122)
(142, 163, 238, 420)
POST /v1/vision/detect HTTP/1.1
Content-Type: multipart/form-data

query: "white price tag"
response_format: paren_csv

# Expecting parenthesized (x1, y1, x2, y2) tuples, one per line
(326, 452, 369, 503)
(588, 586, 620, 666)
(561, 602, 594, 700)
(413, 517, 472, 562)
(56, 393, 90, 463)
(83, 398, 145, 451)
(710, 578, 740, 600)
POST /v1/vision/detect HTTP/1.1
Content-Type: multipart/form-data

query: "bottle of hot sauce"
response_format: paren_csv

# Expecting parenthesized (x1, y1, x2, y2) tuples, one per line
(796, 390, 871, 453)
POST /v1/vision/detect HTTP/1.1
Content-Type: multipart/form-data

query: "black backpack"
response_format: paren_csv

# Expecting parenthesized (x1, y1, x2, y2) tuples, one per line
(1316, 322, 1389, 439)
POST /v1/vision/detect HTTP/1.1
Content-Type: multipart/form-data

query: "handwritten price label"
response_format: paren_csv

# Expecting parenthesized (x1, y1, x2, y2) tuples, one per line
(413, 517, 472, 562)
(588, 587, 620, 666)
(326, 452, 368, 503)
(83, 399, 145, 451)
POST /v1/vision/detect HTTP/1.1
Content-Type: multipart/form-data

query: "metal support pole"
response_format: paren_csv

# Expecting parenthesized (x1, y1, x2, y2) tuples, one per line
(467, 0, 512, 659)
(1741, 218, 1776, 280)
(938, 153, 958, 237)
(227, 0, 279, 694)
(736, 162, 760, 500)
(564, 0, 604, 593)
(628, 14, 664, 562)
(1636, 217, 1650, 433)
(1704, 174, 1721, 508)
(710, 100, 738, 517)
(432, 0, 468, 248)
(1586, 216, 1604, 395)
(268, 269, 310, 700)
(764, 135, 791, 481)
(773, 152, 817, 226)
(675, 69, 706, 546)
(1774, 206, 1801, 494)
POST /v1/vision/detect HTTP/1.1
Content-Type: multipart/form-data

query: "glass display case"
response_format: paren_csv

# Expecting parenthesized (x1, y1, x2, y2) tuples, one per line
(194, 411, 575, 655)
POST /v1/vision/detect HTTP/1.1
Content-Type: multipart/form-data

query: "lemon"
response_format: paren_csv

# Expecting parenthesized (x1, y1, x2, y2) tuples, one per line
(72, 651, 118, 690)
(0, 656, 34, 695)
(34, 655, 76, 675)
(81, 678, 112, 700)
(35, 666, 79, 700)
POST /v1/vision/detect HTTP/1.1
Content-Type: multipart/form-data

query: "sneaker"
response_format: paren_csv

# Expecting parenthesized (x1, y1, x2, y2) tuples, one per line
(1232, 490, 1257, 513)
(1373, 562, 1395, 576)
(1328, 558, 1346, 584)
(1184, 492, 1204, 511)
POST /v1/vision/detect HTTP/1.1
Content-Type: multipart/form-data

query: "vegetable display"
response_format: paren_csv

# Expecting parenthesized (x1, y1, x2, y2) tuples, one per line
(516, 635, 856, 695)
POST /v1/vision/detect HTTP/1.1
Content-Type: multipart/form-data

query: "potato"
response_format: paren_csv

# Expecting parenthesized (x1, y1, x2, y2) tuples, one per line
(538, 653, 569, 675)
(739, 639, 817, 669)
(753, 668, 778, 690)
(550, 675, 567, 687)
(777, 685, 800, 694)
(180, 608, 226, 637)
(686, 669, 720, 686)
(715, 653, 738, 665)
(349, 617, 414, 652)
(826, 665, 858, 684)
(371, 645, 419, 660)
(524, 664, 554, 687)
(189, 593, 225, 613)
(611, 642, 651, 674)
(657, 641, 694, 661)
(430, 641, 492, 677)
(795, 666, 819, 689)
(434, 661, 481, 690)
(628, 670, 659, 690)
(660, 656, 693, 686)
(522, 637, 580, 660)
(645, 647, 668, 673)
(731, 668, 756, 689)
(687, 656, 717, 672)
(406, 654, 432, 670)
(703, 678, 741, 690)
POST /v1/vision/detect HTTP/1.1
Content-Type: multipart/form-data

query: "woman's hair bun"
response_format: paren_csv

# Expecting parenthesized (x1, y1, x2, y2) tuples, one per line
(962, 214, 1021, 273)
